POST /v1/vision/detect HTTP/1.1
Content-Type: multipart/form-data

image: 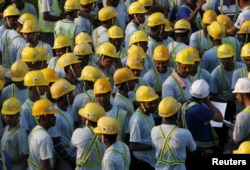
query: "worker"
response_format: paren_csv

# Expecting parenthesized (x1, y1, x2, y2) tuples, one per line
(57, 53, 82, 95)
(37, 0, 64, 46)
(200, 21, 225, 73)
(162, 48, 194, 104)
(16, 12, 36, 33)
(226, 0, 250, 36)
(94, 77, 129, 142)
(125, 2, 147, 49)
(27, 99, 57, 170)
(91, 6, 118, 51)
(1, 97, 29, 170)
(161, 19, 174, 46)
(178, 79, 223, 169)
(94, 116, 131, 170)
(74, 42, 94, 68)
(10, 0, 38, 18)
(167, 19, 190, 68)
(71, 103, 106, 170)
(36, 46, 51, 69)
(49, 79, 76, 170)
(93, 42, 118, 86)
(20, 70, 49, 134)
(72, 66, 105, 127)
(54, 0, 82, 48)
(232, 78, 250, 146)
(151, 96, 196, 170)
(129, 85, 158, 170)
(143, 44, 174, 98)
(20, 19, 53, 59)
(236, 20, 250, 45)
(20, 47, 41, 70)
(189, 10, 216, 56)
(108, 25, 126, 69)
(0, 61, 29, 109)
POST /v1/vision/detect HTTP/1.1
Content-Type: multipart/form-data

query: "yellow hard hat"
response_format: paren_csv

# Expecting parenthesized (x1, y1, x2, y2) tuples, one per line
(153, 45, 169, 61)
(52, 36, 71, 49)
(97, 42, 118, 58)
(41, 68, 60, 83)
(75, 32, 92, 44)
(114, 68, 138, 85)
(148, 12, 166, 27)
(175, 48, 194, 64)
(158, 96, 181, 118)
(186, 46, 200, 62)
(217, 43, 234, 58)
(129, 30, 148, 45)
(0, 80, 4, 90)
(24, 70, 49, 87)
(202, 10, 217, 25)
(126, 50, 144, 70)
(136, 85, 159, 102)
(64, 0, 80, 11)
(1, 97, 22, 115)
(0, 65, 6, 83)
(79, 103, 105, 122)
(18, 13, 36, 25)
(127, 45, 146, 58)
(108, 25, 124, 38)
(50, 79, 76, 99)
(237, 20, 250, 34)
(93, 77, 112, 94)
(36, 47, 50, 61)
(128, 2, 147, 15)
(0, 0, 5, 4)
(164, 19, 173, 32)
(80, 0, 97, 5)
(207, 21, 225, 39)
(21, 47, 40, 62)
(3, 5, 20, 18)
(11, 61, 29, 82)
(32, 99, 57, 116)
(138, 0, 153, 7)
(98, 6, 118, 21)
(174, 19, 191, 32)
(20, 19, 40, 33)
(74, 42, 94, 56)
(216, 14, 232, 30)
(233, 141, 250, 154)
(94, 117, 120, 134)
(58, 53, 81, 68)
(78, 66, 105, 82)
(241, 43, 250, 58)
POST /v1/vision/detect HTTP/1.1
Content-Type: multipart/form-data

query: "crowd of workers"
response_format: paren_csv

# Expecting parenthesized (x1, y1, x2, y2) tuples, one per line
(0, 0, 250, 170)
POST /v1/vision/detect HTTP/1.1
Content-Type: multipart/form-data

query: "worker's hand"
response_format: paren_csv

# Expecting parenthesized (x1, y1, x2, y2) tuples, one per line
(197, 0, 206, 9)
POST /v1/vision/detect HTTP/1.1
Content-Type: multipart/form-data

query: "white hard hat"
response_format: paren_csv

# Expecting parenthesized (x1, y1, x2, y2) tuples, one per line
(190, 79, 210, 98)
(232, 78, 250, 93)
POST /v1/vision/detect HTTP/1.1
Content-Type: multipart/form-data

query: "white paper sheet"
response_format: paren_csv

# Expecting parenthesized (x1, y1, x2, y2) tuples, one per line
(210, 101, 227, 128)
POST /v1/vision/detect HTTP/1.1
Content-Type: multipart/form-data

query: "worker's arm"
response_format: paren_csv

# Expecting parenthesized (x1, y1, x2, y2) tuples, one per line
(227, 26, 238, 36)
(129, 142, 153, 151)
(41, 159, 53, 170)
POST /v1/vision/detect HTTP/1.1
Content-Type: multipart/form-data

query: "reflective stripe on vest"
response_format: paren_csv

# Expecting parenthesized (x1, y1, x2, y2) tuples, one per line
(116, 93, 134, 116)
(2, 124, 21, 150)
(181, 102, 219, 147)
(56, 109, 74, 137)
(106, 143, 129, 170)
(38, 0, 61, 33)
(170, 75, 186, 100)
(0, 152, 7, 170)
(116, 108, 127, 141)
(25, 101, 38, 125)
(138, 110, 152, 130)
(243, 107, 250, 114)
(170, 42, 182, 68)
(77, 127, 102, 167)
(157, 125, 185, 165)
(152, 68, 161, 92)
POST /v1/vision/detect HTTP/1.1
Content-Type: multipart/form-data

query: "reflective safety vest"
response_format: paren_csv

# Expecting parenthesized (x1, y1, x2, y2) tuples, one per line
(1, 124, 21, 151)
(54, 20, 77, 47)
(169, 42, 183, 68)
(38, 0, 61, 33)
(115, 93, 134, 117)
(105, 142, 129, 170)
(24, 101, 39, 125)
(157, 125, 185, 165)
(181, 102, 219, 148)
(77, 127, 103, 168)
(114, 108, 128, 141)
